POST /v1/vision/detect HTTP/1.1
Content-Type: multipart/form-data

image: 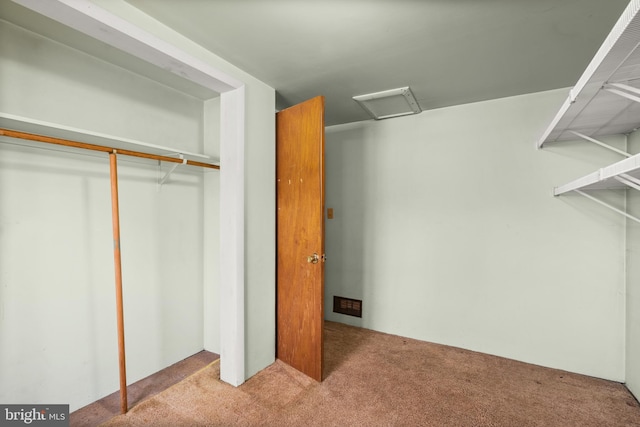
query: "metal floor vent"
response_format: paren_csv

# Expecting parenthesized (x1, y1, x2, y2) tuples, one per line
(333, 296, 362, 318)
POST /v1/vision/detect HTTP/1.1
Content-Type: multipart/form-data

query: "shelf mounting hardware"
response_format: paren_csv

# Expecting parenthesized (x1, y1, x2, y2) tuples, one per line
(574, 189, 640, 224)
(569, 131, 631, 158)
(604, 83, 640, 104)
(159, 154, 187, 186)
(614, 174, 640, 192)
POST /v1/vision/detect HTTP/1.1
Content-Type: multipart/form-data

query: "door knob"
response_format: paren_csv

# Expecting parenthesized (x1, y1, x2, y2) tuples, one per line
(307, 253, 319, 264)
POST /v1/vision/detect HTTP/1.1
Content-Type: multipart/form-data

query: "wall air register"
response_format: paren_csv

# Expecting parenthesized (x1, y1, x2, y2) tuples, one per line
(333, 296, 362, 318)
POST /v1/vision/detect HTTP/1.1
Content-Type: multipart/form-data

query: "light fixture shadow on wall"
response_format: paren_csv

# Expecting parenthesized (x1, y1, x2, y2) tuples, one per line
(353, 86, 422, 120)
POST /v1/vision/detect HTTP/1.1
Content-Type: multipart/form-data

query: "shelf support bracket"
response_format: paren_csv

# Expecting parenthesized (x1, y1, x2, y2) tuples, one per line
(159, 154, 186, 186)
(604, 84, 640, 105)
(574, 189, 640, 224)
(569, 131, 631, 158)
(615, 174, 640, 192)
(607, 82, 640, 97)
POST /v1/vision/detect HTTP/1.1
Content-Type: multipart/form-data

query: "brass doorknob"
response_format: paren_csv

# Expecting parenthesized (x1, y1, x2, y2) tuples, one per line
(307, 253, 319, 264)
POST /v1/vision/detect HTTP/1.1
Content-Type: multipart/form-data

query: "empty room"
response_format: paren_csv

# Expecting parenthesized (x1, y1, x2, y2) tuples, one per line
(1, 0, 640, 426)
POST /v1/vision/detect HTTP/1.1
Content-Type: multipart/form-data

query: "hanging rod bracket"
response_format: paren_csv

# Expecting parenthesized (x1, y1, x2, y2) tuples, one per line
(159, 154, 186, 186)
(569, 131, 631, 158)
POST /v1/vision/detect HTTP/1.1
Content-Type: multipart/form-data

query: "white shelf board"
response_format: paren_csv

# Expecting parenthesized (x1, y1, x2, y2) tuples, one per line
(554, 151, 640, 195)
(538, 0, 640, 147)
(0, 112, 217, 163)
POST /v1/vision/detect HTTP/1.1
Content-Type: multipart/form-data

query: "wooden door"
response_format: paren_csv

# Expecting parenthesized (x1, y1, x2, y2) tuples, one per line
(276, 96, 325, 381)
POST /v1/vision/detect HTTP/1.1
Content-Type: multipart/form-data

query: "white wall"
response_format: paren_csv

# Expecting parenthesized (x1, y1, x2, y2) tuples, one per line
(325, 88, 626, 381)
(0, 19, 209, 410)
(626, 130, 640, 399)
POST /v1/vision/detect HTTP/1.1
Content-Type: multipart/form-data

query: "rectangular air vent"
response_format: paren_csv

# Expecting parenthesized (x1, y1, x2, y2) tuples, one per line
(333, 296, 362, 318)
(353, 87, 421, 120)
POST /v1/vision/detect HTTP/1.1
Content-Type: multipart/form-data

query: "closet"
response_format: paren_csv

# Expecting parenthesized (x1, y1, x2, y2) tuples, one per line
(0, 0, 246, 412)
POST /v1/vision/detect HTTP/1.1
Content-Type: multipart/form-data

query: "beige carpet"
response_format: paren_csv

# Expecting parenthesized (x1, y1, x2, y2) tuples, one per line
(102, 321, 640, 426)
(71, 351, 218, 426)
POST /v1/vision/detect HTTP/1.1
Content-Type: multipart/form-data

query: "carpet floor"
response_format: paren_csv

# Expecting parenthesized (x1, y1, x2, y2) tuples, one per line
(71, 351, 219, 426)
(101, 321, 640, 426)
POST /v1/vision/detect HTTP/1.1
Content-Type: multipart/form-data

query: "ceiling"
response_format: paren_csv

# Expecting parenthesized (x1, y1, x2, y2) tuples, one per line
(1, 0, 634, 126)
(123, 0, 631, 125)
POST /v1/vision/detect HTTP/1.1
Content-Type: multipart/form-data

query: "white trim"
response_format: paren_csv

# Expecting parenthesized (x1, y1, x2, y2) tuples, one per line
(12, 0, 247, 386)
(11, 0, 243, 93)
(219, 87, 246, 386)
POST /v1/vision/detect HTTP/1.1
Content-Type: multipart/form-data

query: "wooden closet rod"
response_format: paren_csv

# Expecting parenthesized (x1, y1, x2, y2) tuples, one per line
(0, 128, 220, 170)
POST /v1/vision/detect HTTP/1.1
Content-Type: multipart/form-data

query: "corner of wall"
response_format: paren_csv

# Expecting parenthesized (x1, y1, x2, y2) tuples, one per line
(625, 130, 640, 400)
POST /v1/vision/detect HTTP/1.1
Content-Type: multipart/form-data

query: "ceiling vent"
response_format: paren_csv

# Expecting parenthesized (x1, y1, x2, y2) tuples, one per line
(353, 86, 421, 120)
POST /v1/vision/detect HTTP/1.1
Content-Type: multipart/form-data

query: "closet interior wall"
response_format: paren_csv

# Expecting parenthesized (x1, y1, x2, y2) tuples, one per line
(0, 18, 218, 411)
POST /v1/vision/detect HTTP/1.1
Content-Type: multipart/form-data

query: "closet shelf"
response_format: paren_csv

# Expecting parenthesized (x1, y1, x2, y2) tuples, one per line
(538, 0, 640, 148)
(0, 112, 217, 164)
(554, 151, 640, 195)
(538, 0, 640, 224)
